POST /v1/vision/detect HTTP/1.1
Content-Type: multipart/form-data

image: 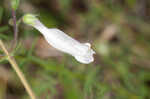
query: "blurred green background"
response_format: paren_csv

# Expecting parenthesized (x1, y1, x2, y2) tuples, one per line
(0, 0, 150, 99)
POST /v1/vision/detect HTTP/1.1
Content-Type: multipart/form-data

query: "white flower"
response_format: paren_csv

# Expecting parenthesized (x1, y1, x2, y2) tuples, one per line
(23, 14, 95, 64)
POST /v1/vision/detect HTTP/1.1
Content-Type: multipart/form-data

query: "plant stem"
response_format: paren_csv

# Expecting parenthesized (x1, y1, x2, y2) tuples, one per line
(0, 40, 36, 99)
(11, 9, 18, 49)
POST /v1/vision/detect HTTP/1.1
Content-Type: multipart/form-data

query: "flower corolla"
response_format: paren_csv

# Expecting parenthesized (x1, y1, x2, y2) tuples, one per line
(23, 14, 95, 64)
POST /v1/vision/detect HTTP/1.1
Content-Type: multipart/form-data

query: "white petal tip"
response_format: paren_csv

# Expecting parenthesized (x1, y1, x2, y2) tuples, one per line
(75, 55, 94, 64)
(84, 43, 91, 47)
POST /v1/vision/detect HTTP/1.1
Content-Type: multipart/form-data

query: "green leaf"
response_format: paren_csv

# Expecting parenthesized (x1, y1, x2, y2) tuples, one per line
(0, 7, 3, 23)
(0, 33, 10, 40)
(0, 26, 9, 32)
(0, 56, 8, 63)
(84, 67, 99, 96)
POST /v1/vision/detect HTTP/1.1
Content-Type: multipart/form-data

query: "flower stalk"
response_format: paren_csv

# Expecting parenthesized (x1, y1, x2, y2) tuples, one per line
(0, 40, 36, 99)
(11, 9, 18, 49)
(10, 0, 20, 50)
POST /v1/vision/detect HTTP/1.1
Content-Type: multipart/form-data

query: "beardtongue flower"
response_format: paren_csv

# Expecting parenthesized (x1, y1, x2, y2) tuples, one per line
(23, 14, 95, 64)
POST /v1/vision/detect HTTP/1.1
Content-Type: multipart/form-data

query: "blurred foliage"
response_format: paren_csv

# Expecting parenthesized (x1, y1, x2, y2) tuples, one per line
(0, 0, 150, 99)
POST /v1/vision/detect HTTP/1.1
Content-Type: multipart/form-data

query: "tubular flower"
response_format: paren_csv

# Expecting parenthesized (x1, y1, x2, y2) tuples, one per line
(23, 14, 95, 64)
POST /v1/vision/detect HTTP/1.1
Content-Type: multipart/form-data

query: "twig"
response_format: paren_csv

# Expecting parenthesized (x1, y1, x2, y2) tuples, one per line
(11, 9, 18, 49)
(0, 40, 36, 99)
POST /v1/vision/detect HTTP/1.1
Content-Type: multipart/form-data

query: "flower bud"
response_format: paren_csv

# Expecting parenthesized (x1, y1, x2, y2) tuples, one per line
(11, 0, 20, 10)
(22, 14, 37, 26)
